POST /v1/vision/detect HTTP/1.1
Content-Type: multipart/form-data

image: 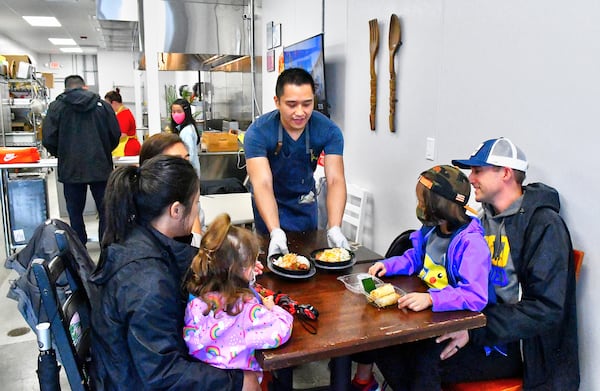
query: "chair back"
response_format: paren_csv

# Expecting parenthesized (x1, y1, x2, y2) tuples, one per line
(32, 230, 92, 391)
(342, 183, 368, 243)
(573, 249, 584, 281)
(385, 229, 416, 258)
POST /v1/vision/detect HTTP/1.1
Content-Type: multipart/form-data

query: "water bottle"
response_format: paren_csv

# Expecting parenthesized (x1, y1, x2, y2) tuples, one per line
(36, 322, 52, 352)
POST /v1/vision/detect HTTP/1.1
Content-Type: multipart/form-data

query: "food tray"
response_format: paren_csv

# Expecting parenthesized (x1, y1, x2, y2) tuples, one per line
(364, 285, 406, 308)
(337, 273, 406, 308)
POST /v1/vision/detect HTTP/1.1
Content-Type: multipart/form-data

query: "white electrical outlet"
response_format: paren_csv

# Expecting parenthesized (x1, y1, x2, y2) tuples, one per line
(426, 137, 435, 160)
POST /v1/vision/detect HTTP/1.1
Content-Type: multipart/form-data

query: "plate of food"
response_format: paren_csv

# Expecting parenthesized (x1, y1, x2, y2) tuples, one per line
(268, 253, 316, 279)
(310, 247, 355, 270)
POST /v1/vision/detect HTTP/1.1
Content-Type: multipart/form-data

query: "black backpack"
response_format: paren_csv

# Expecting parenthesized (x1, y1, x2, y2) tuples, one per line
(4, 218, 96, 332)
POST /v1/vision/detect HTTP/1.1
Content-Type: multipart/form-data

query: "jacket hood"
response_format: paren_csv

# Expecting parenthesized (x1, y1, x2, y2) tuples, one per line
(482, 182, 560, 219)
(521, 182, 561, 215)
(58, 88, 102, 113)
(90, 225, 196, 285)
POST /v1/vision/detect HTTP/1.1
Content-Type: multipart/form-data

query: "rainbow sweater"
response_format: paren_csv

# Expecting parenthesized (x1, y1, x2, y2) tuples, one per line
(183, 293, 293, 373)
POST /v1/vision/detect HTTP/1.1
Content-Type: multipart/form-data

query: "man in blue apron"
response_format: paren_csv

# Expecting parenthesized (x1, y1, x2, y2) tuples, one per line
(244, 68, 349, 256)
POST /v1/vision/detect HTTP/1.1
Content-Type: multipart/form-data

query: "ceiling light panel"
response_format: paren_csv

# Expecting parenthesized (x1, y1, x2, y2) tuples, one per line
(60, 47, 83, 53)
(49, 38, 77, 45)
(22, 16, 61, 27)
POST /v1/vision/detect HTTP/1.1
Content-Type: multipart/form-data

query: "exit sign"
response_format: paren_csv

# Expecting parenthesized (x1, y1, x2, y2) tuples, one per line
(48, 61, 61, 69)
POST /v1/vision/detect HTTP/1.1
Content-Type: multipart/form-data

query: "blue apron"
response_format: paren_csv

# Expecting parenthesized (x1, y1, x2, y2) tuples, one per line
(253, 123, 318, 234)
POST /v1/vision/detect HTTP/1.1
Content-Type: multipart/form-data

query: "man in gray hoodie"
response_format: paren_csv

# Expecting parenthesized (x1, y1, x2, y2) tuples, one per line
(43, 75, 120, 246)
(438, 138, 579, 390)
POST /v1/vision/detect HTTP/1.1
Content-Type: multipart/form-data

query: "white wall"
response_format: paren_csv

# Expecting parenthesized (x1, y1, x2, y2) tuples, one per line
(264, 0, 599, 389)
(97, 51, 136, 103)
(261, 0, 323, 113)
(0, 33, 38, 64)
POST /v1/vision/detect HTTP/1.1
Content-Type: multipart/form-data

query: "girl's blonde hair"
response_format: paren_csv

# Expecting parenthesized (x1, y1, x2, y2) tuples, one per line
(186, 213, 259, 316)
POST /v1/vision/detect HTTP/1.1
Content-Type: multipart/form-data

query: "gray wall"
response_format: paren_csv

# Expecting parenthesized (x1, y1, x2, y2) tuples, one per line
(264, 0, 599, 389)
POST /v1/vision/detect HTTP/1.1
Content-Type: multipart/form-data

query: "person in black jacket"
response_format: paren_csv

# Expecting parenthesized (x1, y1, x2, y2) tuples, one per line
(376, 138, 579, 391)
(89, 155, 257, 390)
(42, 75, 120, 246)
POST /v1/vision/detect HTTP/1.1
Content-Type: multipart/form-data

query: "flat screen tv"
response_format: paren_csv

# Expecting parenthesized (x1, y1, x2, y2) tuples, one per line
(283, 33, 329, 116)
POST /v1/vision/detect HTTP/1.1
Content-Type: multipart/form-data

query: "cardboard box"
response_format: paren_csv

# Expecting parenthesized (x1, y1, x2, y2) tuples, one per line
(16, 61, 33, 79)
(41, 72, 54, 88)
(2, 55, 32, 78)
(202, 132, 239, 152)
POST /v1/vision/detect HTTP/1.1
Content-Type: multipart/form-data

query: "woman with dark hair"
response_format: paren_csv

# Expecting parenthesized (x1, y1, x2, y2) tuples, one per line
(104, 88, 141, 156)
(170, 98, 201, 178)
(88, 155, 257, 390)
(139, 132, 204, 243)
(139, 132, 188, 163)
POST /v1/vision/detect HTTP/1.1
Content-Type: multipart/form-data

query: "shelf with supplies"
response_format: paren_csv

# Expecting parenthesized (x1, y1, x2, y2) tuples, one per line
(3, 77, 48, 147)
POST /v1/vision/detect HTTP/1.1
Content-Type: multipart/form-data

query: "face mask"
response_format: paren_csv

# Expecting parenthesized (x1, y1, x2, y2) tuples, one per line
(248, 269, 256, 287)
(172, 112, 185, 125)
(416, 206, 438, 227)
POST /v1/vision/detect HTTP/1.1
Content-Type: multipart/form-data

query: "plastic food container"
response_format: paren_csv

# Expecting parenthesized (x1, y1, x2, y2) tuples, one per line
(337, 273, 406, 308)
(337, 273, 384, 294)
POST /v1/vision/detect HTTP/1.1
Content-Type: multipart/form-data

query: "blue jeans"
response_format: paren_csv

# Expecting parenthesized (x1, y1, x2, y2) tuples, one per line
(62, 181, 107, 246)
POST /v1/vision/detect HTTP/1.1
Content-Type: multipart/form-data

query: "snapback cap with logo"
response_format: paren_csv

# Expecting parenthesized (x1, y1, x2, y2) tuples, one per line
(418, 165, 479, 215)
(452, 137, 528, 172)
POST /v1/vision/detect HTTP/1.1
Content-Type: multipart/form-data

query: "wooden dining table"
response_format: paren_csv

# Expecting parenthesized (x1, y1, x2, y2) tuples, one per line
(255, 230, 486, 390)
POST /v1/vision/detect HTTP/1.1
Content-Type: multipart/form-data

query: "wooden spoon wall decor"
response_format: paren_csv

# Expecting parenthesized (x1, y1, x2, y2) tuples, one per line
(388, 14, 402, 132)
(369, 19, 379, 131)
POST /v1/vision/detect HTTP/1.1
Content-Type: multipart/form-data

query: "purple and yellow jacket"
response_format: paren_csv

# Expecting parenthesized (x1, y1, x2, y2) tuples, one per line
(381, 217, 491, 312)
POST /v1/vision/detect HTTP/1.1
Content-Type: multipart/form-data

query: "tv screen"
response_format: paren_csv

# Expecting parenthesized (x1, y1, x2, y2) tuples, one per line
(283, 33, 329, 116)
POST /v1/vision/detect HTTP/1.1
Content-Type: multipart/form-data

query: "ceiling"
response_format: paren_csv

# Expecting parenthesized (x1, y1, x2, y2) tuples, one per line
(0, 0, 140, 55)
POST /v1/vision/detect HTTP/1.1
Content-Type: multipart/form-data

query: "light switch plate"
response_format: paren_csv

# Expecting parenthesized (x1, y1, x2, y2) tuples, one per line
(426, 137, 435, 160)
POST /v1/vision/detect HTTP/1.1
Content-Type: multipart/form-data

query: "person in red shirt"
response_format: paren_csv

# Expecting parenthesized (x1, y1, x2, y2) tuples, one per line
(105, 89, 141, 156)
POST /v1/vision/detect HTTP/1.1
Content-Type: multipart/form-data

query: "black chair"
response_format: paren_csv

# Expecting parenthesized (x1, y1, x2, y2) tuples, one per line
(385, 229, 416, 258)
(32, 230, 92, 391)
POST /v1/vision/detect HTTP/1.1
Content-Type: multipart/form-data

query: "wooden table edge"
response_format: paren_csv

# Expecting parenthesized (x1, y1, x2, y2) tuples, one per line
(257, 312, 486, 371)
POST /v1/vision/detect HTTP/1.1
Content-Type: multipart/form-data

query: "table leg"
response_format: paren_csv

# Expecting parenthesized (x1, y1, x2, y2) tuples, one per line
(330, 356, 352, 391)
(270, 368, 293, 391)
(0, 168, 11, 258)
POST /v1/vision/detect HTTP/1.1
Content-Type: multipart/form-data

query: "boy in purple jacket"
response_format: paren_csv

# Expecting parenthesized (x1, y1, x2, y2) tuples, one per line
(351, 165, 490, 391)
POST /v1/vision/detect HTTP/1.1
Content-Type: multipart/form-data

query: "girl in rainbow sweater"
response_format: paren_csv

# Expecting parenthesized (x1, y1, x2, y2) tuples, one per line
(183, 213, 293, 386)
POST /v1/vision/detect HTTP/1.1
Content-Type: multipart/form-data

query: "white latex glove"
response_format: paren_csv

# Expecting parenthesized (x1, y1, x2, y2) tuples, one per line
(327, 226, 350, 249)
(268, 228, 289, 258)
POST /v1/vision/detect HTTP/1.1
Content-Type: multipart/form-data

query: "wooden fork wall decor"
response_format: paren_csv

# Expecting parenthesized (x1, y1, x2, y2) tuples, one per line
(368, 19, 379, 131)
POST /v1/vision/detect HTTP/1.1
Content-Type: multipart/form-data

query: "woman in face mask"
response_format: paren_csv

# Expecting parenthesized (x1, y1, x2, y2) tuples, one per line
(349, 165, 492, 391)
(183, 213, 294, 388)
(170, 98, 201, 178)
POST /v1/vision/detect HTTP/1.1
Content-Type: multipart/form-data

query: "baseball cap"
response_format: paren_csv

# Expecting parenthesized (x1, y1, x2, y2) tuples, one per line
(451, 137, 528, 172)
(418, 165, 471, 206)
